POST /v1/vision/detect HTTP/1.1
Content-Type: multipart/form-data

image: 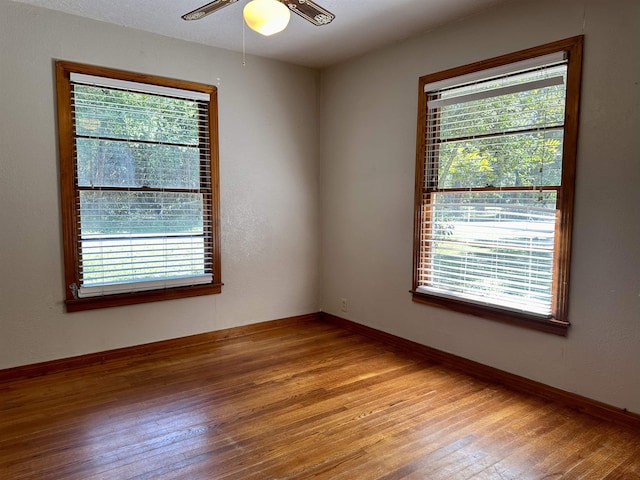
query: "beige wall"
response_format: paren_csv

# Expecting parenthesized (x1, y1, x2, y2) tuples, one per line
(0, 1, 320, 367)
(318, 0, 640, 413)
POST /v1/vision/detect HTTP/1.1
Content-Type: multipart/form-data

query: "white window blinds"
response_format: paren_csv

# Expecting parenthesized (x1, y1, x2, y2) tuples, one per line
(69, 74, 214, 298)
(417, 57, 569, 317)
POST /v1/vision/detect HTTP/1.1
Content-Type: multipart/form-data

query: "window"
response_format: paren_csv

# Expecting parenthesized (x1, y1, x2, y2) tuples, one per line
(56, 61, 221, 311)
(412, 37, 583, 335)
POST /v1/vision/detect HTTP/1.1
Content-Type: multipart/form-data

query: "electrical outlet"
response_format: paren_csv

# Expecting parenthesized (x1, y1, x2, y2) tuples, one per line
(340, 298, 348, 312)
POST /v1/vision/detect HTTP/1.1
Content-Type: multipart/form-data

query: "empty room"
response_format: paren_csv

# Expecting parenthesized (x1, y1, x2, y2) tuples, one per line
(1, 0, 639, 478)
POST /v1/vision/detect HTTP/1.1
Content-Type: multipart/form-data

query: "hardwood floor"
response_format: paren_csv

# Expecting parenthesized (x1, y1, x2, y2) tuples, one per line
(1, 318, 639, 479)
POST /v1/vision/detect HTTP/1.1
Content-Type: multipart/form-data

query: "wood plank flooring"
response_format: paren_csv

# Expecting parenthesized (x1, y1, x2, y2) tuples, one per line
(1, 319, 639, 479)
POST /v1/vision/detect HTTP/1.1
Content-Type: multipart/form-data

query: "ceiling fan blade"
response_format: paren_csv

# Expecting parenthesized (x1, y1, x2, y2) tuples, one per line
(182, 0, 240, 21)
(280, 0, 335, 26)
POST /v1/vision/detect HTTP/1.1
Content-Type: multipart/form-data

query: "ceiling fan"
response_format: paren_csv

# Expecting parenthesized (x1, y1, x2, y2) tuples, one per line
(182, 0, 335, 36)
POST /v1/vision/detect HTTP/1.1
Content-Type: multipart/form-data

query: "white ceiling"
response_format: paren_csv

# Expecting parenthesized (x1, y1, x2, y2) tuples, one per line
(10, 0, 511, 68)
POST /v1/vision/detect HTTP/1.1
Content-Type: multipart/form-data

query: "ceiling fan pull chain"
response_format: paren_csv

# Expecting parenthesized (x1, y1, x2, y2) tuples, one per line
(242, 15, 247, 66)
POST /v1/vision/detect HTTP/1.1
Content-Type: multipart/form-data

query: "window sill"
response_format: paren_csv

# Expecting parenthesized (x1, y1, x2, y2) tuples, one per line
(411, 290, 569, 336)
(65, 283, 223, 312)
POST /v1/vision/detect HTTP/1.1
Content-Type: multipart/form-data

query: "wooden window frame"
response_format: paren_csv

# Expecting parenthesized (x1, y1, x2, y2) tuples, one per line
(412, 36, 583, 335)
(56, 61, 222, 312)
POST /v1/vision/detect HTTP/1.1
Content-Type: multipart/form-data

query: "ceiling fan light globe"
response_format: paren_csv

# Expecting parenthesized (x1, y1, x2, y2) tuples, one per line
(243, 0, 291, 36)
